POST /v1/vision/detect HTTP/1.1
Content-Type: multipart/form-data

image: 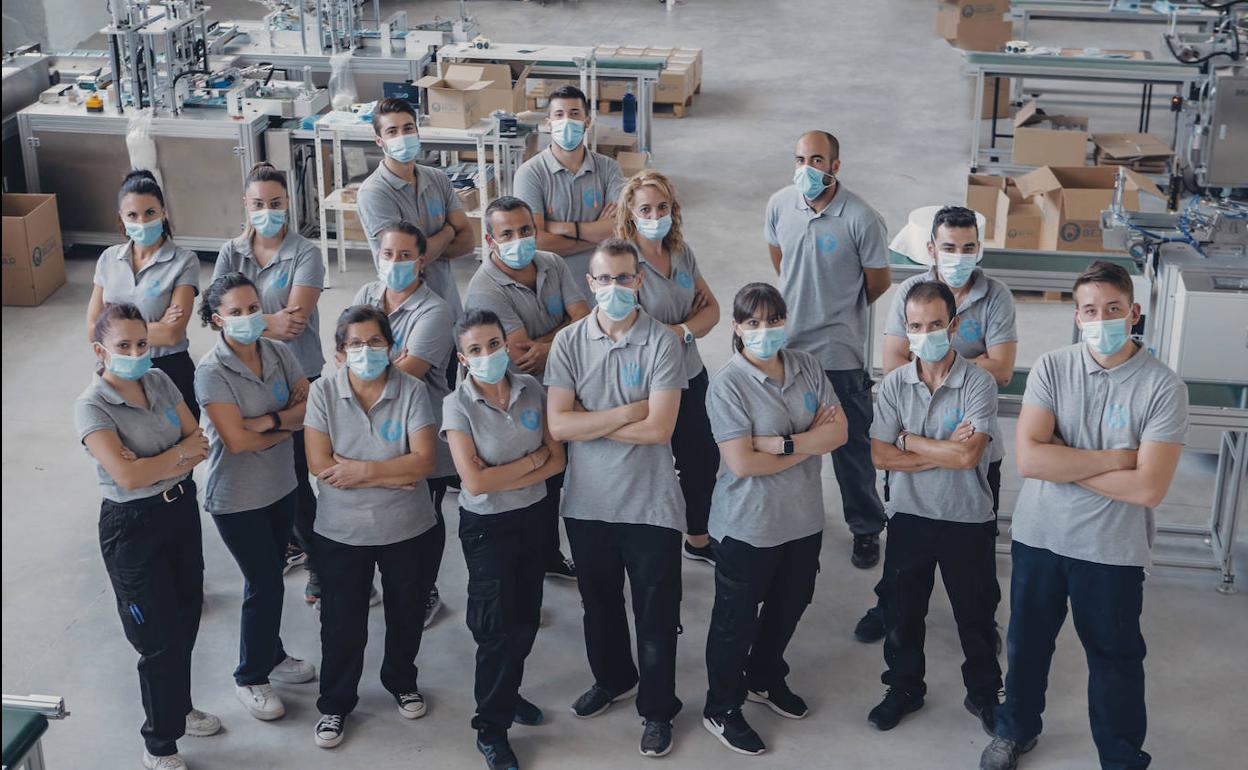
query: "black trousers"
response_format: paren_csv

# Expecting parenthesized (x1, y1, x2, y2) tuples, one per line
(99, 481, 203, 757)
(823, 369, 886, 536)
(424, 476, 455, 592)
(564, 518, 683, 722)
(543, 471, 571, 563)
(704, 532, 821, 717)
(212, 491, 296, 686)
(880, 513, 1002, 698)
(152, 351, 199, 422)
(459, 498, 550, 731)
(316, 526, 441, 715)
(289, 375, 320, 572)
(671, 369, 719, 537)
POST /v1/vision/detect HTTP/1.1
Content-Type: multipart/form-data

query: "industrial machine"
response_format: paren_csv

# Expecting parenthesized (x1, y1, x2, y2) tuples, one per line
(2, 45, 54, 192)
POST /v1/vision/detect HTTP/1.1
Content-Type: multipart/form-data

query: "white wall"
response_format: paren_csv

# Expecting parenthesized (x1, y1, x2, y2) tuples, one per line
(3, 0, 106, 52)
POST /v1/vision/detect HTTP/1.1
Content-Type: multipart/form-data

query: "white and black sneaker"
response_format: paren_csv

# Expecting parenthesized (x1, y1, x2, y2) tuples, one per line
(747, 682, 808, 719)
(704, 709, 766, 755)
(570, 683, 638, 718)
(545, 555, 577, 581)
(424, 586, 442, 628)
(314, 714, 345, 748)
(639, 719, 673, 757)
(396, 691, 427, 719)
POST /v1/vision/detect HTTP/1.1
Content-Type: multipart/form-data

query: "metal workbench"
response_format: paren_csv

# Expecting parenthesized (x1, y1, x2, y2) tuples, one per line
(1010, 1, 1222, 38)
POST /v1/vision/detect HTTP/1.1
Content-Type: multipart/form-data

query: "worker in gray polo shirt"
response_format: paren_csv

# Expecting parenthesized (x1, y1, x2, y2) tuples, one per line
(765, 129, 890, 568)
(303, 305, 443, 751)
(701, 283, 846, 757)
(514, 84, 626, 304)
(352, 221, 456, 627)
(983, 262, 1188, 770)
(356, 97, 476, 320)
(865, 280, 1002, 734)
(545, 239, 687, 758)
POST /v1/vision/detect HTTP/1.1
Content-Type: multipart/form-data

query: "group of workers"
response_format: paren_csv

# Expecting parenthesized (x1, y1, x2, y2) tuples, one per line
(74, 84, 1188, 770)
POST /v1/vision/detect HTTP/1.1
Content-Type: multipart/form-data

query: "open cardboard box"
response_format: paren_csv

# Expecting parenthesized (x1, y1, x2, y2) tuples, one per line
(1012, 100, 1089, 167)
(965, 175, 1043, 249)
(1015, 166, 1163, 252)
(416, 65, 493, 128)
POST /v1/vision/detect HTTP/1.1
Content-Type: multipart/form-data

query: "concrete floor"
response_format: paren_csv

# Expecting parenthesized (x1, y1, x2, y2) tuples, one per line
(4, 1, 1246, 769)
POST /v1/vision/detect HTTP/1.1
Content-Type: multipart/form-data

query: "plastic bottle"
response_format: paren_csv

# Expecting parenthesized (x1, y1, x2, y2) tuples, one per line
(622, 84, 637, 134)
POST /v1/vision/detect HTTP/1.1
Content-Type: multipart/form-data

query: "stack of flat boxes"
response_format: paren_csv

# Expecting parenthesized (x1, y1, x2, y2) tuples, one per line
(525, 45, 703, 118)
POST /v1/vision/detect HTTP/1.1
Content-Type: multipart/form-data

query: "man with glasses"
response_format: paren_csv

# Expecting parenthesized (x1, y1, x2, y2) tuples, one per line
(544, 238, 687, 757)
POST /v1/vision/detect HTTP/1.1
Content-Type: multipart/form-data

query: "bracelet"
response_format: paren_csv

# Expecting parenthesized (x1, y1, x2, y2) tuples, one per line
(176, 446, 189, 467)
(574, 222, 581, 241)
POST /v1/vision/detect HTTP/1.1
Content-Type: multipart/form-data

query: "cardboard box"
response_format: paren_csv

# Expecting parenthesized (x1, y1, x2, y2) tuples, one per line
(993, 180, 1044, 249)
(657, 61, 696, 104)
(937, 1, 1010, 50)
(588, 124, 640, 157)
(434, 61, 531, 117)
(1091, 132, 1174, 173)
(1012, 101, 1089, 167)
(616, 151, 649, 179)
(980, 75, 1011, 119)
(966, 175, 1007, 239)
(3, 193, 66, 306)
(674, 47, 704, 87)
(416, 65, 493, 128)
(1014, 166, 1163, 252)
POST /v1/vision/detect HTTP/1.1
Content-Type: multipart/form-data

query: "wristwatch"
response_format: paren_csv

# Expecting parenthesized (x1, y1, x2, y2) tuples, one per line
(781, 435, 795, 456)
(679, 323, 694, 345)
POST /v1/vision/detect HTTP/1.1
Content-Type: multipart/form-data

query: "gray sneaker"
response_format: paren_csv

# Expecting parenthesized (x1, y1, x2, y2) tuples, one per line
(980, 736, 1037, 770)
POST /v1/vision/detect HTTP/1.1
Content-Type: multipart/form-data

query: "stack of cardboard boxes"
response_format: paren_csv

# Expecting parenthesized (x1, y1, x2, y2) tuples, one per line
(936, 0, 1012, 119)
(525, 45, 704, 119)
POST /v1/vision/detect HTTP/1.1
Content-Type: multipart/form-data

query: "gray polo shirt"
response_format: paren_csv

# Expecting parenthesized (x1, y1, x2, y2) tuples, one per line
(94, 239, 200, 359)
(885, 267, 1017, 463)
(870, 355, 998, 523)
(706, 349, 839, 548)
(513, 147, 626, 302)
(194, 336, 301, 515)
(355, 162, 464, 319)
(463, 249, 584, 342)
(353, 280, 456, 479)
(637, 242, 705, 382)
(74, 369, 191, 503)
(440, 372, 549, 515)
(213, 230, 326, 379)
(1011, 344, 1189, 568)
(764, 183, 889, 371)
(544, 310, 687, 531)
(304, 365, 439, 546)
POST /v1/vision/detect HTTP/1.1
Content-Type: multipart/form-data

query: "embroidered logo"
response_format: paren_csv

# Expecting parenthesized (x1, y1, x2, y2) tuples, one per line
(675, 271, 694, 289)
(519, 409, 541, 430)
(621, 361, 643, 387)
(545, 294, 565, 317)
(959, 318, 983, 342)
(942, 406, 965, 433)
(803, 391, 819, 414)
(425, 198, 445, 223)
(271, 270, 290, 289)
(1104, 404, 1128, 430)
(272, 380, 289, 404)
(816, 233, 838, 254)
(164, 406, 179, 427)
(582, 188, 603, 209)
(141, 278, 162, 298)
(379, 419, 403, 442)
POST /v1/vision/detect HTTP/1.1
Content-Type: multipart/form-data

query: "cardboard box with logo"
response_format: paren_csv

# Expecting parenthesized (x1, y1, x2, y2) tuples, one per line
(3, 193, 66, 306)
(965, 175, 1043, 249)
(1012, 100, 1089, 167)
(418, 63, 531, 128)
(1014, 166, 1163, 252)
(937, 0, 1011, 51)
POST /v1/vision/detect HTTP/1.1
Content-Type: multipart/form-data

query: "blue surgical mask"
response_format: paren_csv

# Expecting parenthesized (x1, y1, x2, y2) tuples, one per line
(741, 326, 786, 360)
(793, 165, 831, 200)
(907, 328, 952, 363)
(550, 118, 585, 151)
(635, 215, 672, 242)
(467, 348, 510, 384)
(125, 219, 164, 247)
(937, 251, 978, 289)
(1081, 317, 1130, 356)
(105, 349, 152, 380)
(249, 208, 287, 239)
(221, 311, 266, 344)
(383, 134, 421, 163)
(379, 259, 418, 291)
(347, 345, 390, 381)
(594, 284, 637, 322)
(497, 236, 537, 269)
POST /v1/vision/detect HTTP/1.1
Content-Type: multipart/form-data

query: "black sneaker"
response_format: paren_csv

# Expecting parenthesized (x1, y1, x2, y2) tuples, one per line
(476, 729, 519, 770)
(639, 719, 673, 757)
(979, 735, 1037, 770)
(965, 691, 1001, 737)
(746, 682, 808, 719)
(851, 533, 880, 569)
(867, 688, 924, 730)
(681, 540, 716, 565)
(304, 570, 321, 604)
(283, 542, 307, 575)
(314, 714, 345, 748)
(545, 555, 577, 581)
(424, 585, 442, 628)
(703, 710, 766, 756)
(853, 605, 886, 643)
(570, 683, 638, 718)
(514, 695, 544, 726)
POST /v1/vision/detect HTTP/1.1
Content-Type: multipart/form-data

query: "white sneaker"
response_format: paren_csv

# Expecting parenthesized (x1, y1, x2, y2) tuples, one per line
(183, 708, 222, 736)
(314, 714, 346, 748)
(396, 691, 427, 719)
(235, 683, 286, 721)
(270, 655, 317, 684)
(142, 750, 188, 769)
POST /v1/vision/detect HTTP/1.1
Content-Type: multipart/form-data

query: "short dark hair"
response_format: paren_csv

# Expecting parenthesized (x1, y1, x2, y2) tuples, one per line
(200, 272, 258, 329)
(453, 308, 507, 351)
(731, 283, 787, 353)
(377, 221, 427, 254)
(117, 169, 172, 237)
(800, 130, 840, 161)
(483, 196, 534, 236)
(1073, 260, 1134, 303)
(334, 305, 395, 352)
(93, 302, 146, 344)
(372, 97, 419, 136)
(548, 84, 590, 113)
(904, 280, 957, 323)
(589, 237, 640, 273)
(931, 205, 979, 243)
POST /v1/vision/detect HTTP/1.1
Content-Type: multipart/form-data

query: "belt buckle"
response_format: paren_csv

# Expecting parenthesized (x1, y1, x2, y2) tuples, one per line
(162, 483, 183, 504)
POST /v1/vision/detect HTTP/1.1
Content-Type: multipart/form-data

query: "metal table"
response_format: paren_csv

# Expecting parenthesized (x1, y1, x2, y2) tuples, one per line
(1010, 1, 1222, 38)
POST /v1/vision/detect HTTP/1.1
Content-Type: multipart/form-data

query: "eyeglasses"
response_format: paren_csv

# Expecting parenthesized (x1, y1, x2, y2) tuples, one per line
(344, 340, 390, 352)
(589, 273, 638, 287)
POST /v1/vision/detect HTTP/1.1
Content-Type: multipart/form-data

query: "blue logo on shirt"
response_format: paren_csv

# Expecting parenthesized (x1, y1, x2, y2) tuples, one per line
(1104, 404, 1128, 430)
(942, 406, 965, 433)
(621, 362, 643, 387)
(519, 409, 541, 430)
(392, 331, 405, 350)
(426, 198, 445, 223)
(164, 406, 179, 427)
(581, 188, 603, 209)
(272, 380, 289, 404)
(803, 391, 819, 414)
(816, 233, 838, 254)
(545, 294, 565, 318)
(141, 278, 162, 298)
(958, 318, 983, 343)
(379, 419, 404, 442)
(675, 271, 694, 289)
(271, 270, 290, 289)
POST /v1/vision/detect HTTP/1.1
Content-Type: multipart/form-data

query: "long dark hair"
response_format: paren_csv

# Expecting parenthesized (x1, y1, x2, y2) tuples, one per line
(199, 272, 258, 330)
(731, 283, 787, 353)
(117, 169, 173, 237)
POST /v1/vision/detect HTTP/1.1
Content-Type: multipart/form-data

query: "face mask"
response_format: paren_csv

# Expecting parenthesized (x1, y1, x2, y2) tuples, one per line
(104, 349, 152, 380)
(550, 118, 585, 151)
(937, 250, 979, 289)
(379, 259, 418, 292)
(125, 219, 164, 247)
(1081, 317, 1130, 356)
(907, 328, 952, 363)
(634, 215, 672, 242)
(741, 327, 786, 360)
(346, 345, 390, 381)
(594, 284, 637, 322)
(221, 311, 266, 344)
(383, 134, 421, 163)
(496, 236, 536, 269)
(249, 208, 287, 239)
(793, 165, 831, 200)
(466, 348, 510, 384)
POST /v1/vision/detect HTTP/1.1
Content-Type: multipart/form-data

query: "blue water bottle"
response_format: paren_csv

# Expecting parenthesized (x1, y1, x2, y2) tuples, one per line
(622, 85, 637, 134)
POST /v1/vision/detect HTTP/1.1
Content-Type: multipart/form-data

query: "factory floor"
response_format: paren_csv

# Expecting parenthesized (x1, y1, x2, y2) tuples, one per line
(4, 1, 1246, 769)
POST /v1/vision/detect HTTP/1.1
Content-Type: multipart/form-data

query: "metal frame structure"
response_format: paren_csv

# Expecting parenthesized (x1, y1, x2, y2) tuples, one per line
(1010, 0, 1222, 39)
